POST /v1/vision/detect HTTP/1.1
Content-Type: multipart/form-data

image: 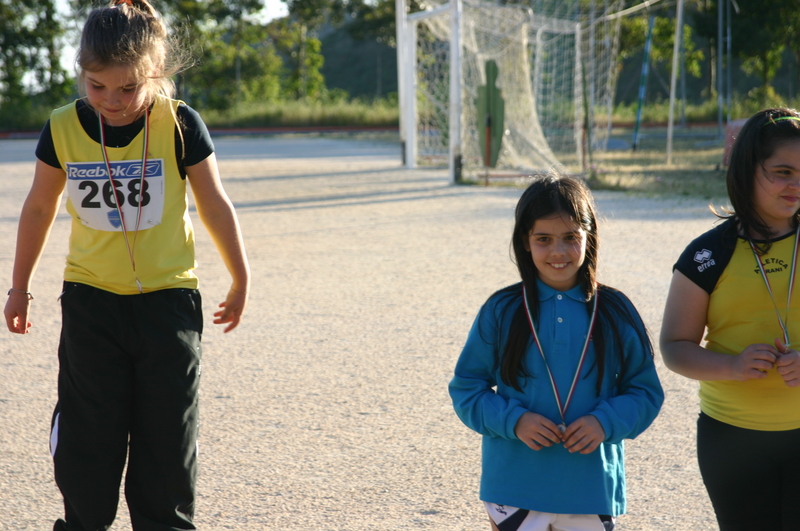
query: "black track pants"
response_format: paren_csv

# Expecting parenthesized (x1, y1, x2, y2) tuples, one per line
(51, 282, 203, 531)
(697, 412, 800, 531)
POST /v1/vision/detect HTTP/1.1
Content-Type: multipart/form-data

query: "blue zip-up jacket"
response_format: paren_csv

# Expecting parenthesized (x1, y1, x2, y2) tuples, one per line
(449, 280, 663, 516)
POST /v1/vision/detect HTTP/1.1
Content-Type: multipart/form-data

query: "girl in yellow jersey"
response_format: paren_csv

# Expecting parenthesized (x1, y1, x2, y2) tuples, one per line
(662, 108, 800, 530)
(3, 1, 250, 529)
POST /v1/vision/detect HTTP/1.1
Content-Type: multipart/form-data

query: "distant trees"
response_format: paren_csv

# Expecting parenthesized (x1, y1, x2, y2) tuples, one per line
(0, 0, 72, 110)
(0, 0, 328, 114)
(0, 0, 461, 121)
(182, 21, 284, 110)
(619, 15, 704, 79)
(346, 0, 424, 46)
(268, 18, 326, 99)
(5, 0, 800, 127)
(159, 0, 289, 110)
(740, 0, 800, 105)
(692, 0, 800, 105)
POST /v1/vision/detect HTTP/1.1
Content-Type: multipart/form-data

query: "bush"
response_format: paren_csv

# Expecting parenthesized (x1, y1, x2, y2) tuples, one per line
(199, 97, 398, 129)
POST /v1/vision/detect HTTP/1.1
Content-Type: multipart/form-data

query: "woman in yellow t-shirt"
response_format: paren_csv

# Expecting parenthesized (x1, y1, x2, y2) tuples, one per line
(662, 107, 800, 531)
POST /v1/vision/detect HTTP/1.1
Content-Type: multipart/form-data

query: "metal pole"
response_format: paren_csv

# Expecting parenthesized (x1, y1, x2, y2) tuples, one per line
(588, 0, 596, 151)
(449, 0, 463, 184)
(726, 0, 732, 123)
(680, 18, 687, 127)
(632, 16, 654, 152)
(376, 52, 381, 98)
(395, 0, 407, 166)
(717, 0, 723, 137)
(605, 0, 614, 148)
(574, 23, 584, 169)
(667, 0, 684, 165)
(407, 21, 417, 168)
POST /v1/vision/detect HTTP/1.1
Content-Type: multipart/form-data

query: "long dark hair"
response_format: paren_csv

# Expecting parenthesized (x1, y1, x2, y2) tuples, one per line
(490, 175, 653, 393)
(724, 107, 800, 253)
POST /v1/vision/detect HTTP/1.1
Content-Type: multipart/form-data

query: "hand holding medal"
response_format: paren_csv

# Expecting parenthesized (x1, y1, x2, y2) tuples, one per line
(730, 343, 779, 380)
(514, 411, 607, 454)
(774, 338, 800, 387)
(561, 415, 606, 454)
(513, 411, 563, 451)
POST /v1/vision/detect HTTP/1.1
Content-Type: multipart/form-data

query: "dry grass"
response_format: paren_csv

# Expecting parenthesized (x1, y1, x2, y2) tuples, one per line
(458, 126, 730, 201)
(587, 127, 729, 200)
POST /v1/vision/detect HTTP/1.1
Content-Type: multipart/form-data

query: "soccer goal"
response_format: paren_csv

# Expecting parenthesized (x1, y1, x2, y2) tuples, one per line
(395, 0, 623, 183)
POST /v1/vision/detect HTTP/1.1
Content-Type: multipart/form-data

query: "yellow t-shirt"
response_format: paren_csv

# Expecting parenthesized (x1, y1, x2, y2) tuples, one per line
(50, 96, 198, 294)
(692, 227, 800, 430)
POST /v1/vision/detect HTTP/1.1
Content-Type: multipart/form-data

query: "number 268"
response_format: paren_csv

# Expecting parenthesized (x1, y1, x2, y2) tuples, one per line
(79, 179, 151, 209)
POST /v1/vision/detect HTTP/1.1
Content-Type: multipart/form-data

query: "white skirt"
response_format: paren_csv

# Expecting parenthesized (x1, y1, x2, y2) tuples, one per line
(484, 502, 615, 531)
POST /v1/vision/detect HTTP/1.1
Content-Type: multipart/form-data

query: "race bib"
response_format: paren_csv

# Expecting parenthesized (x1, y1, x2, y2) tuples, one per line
(66, 159, 165, 232)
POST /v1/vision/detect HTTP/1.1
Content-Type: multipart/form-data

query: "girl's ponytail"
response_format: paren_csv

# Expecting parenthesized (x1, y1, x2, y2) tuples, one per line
(108, 0, 157, 17)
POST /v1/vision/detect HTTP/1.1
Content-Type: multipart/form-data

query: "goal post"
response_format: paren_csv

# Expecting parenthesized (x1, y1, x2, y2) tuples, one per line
(396, 0, 624, 183)
(448, 0, 462, 184)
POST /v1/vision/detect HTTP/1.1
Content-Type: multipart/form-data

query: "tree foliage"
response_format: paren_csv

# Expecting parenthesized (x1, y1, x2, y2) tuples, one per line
(160, 0, 329, 106)
(778, 0, 800, 84)
(10, 0, 800, 129)
(61, 0, 312, 110)
(183, 22, 284, 110)
(744, 0, 800, 105)
(692, 0, 791, 103)
(345, 0, 425, 47)
(284, 0, 346, 29)
(0, 0, 72, 109)
(268, 18, 325, 99)
(619, 16, 704, 78)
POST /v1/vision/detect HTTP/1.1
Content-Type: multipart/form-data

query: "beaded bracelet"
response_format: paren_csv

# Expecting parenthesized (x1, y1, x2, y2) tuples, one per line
(7, 289, 34, 300)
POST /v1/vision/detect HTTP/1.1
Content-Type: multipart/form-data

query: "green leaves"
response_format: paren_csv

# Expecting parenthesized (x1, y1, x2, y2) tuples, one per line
(182, 23, 284, 110)
(267, 19, 325, 99)
(619, 15, 703, 78)
(0, 0, 72, 109)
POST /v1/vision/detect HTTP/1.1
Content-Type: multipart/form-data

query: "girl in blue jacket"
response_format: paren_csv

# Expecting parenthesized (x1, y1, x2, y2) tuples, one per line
(449, 175, 663, 531)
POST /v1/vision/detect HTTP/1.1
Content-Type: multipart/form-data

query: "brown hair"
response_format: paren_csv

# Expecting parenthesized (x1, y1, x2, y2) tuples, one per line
(722, 108, 800, 253)
(76, 0, 189, 106)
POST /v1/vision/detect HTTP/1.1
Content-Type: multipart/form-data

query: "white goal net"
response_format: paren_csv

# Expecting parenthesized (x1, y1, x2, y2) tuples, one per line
(404, 0, 623, 179)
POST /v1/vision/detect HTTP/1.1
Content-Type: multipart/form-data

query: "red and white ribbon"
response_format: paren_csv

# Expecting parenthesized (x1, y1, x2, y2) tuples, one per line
(99, 109, 150, 293)
(522, 285, 598, 430)
(749, 225, 799, 348)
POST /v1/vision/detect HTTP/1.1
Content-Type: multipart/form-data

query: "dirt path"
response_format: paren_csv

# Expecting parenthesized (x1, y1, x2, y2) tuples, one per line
(0, 136, 719, 530)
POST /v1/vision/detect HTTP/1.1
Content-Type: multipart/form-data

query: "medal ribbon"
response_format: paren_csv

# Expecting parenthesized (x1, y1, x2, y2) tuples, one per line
(748, 225, 800, 347)
(522, 285, 598, 428)
(749, 225, 800, 348)
(99, 109, 150, 294)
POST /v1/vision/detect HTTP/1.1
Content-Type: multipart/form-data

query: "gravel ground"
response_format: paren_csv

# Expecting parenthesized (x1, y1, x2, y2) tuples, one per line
(0, 136, 721, 530)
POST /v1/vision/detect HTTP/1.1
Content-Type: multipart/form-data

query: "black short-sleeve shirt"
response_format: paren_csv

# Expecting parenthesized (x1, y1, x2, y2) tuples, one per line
(35, 99, 214, 179)
(673, 217, 739, 294)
